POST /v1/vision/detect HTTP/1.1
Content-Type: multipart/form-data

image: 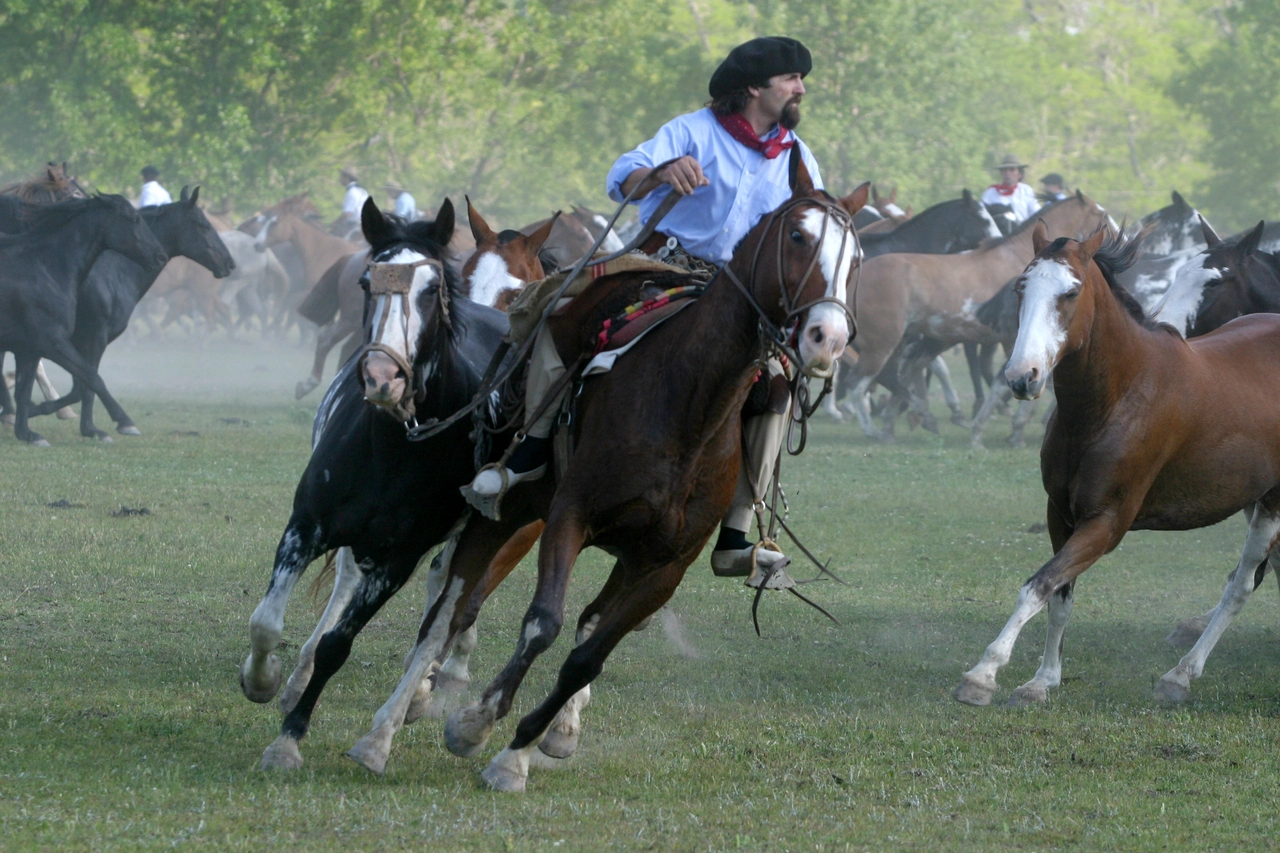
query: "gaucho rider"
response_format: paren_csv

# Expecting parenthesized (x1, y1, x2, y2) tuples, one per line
(463, 36, 823, 586)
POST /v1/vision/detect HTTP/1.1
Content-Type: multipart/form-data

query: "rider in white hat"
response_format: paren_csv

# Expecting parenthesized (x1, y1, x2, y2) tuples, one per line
(981, 154, 1040, 226)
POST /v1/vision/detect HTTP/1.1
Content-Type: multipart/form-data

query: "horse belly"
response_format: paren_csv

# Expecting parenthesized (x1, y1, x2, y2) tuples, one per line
(1133, 444, 1279, 531)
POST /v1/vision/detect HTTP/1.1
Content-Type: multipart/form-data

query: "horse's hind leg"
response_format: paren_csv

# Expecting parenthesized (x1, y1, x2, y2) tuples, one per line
(1155, 503, 1280, 703)
(1007, 581, 1075, 706)
(444, 511, 587, 761)
(969, 382, 1013, 450)
(241, 519, 322, 704)
(930, 354, 967, 426)
(847, 374, 884, 440)
(277, 547, 361, 714)
(34, 361, 76, 420)
(481, 555, 687, 792)
(0, 353, 16, 426)
(296, 324, 349, 399)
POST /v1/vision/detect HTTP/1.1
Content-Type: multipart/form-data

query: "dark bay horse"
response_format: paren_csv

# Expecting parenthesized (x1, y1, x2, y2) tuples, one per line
(1152, 220, 1276, 338)
(27, 187, 234, 439)
(0, 195, 167, 445)
(858, 189, 1000, 259)
(952, 223, 1280, 708)
(341, 169, 869, 792)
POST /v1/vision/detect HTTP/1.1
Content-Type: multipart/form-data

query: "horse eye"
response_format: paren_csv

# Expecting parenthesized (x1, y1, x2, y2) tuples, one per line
(1063, 289, 1080, 301)
(790, 230, 805, 244)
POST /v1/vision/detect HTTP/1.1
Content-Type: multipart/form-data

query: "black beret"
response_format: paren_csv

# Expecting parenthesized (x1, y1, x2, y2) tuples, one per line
(709, 37, 812, 99)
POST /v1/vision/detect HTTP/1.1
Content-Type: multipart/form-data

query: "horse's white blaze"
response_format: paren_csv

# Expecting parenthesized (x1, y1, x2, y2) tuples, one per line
(1152, 258, 1220, 337)
(468, 251, 522, 308)
(368, 249, 432, 369)
(977, 204, 1003, 238)
(593, 214, 625, 253)
(1006, 259, 1077, 385)
(882, 202, 906, 218)
(797, 208, 855, 373)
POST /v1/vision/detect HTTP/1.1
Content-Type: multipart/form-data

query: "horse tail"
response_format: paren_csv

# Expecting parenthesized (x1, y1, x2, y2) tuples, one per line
(307, 549, 338, 606)
(297, 253, 350, 326)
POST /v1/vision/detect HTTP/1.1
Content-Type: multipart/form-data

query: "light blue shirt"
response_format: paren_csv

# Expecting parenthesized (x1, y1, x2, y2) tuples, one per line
(606, 108, 823, 265)
(394, 191, 417, 220)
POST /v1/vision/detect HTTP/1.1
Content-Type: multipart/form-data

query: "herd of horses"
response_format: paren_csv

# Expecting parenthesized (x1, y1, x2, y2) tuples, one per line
(5, 158, 1280, 793)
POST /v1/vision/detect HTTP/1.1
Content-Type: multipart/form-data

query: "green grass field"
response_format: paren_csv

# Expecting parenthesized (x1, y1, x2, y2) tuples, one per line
(2, 341, 1278, 851)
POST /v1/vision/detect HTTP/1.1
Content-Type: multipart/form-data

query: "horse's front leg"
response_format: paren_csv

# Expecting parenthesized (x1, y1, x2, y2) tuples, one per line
(481, 553, 689, 793)
(443, 510, 586, 762)
(12, 353, 47, 446)
(953, 514, 1114, 706)
(241, 518, 323, 704)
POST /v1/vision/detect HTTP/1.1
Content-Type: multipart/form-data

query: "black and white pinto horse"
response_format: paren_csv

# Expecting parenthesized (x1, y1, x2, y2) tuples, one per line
(241, 198, 519, 771)
(1116, 190, 1207, 312)
(23, 187, 235, 439)
(1153, 220, 1277, 339)
(0, 194, 168, 445)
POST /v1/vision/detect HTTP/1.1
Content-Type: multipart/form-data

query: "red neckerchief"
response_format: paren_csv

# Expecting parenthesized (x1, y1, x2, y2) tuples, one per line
(988, 183, 1019, 197)
(715, 112, 794, 159)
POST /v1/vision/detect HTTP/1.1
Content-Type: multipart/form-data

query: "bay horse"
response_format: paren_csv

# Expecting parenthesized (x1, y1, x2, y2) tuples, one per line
(243, 198, 551, 771)
(0, 195, 168, 445)
(340, 167, 868, 791)
(952, 223, 1280, 708)
(25, 187, 235, 439)
(844, 192, 1112, 439)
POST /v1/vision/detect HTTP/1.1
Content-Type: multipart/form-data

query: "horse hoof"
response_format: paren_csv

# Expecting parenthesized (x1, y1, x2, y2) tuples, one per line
(1154, 675, 1192, 704)
(538, 727, 579, 760)
(969, 439, 986, 451)
(239, 653, 282, 704)
(346, 730, 392, 776)
(259, 735, 303, 771)
(56, 407, 76, 420)
(444, 704, 494, 758)
(27, 437, 51, 448)
(922, 416, 940, 435)
(118, 425, 142, 436)
(1006, 684, 1049, 707)
(434, 670, 470, 696)
(1165, 617, 1208, 648)
(86, 432, 113, 443)
(633, 614, 654, 632)
(295, 379, 319, 400)
(952, 676, 996, 707)
(0, 414, 13, 426)
(951, 412, 970, 427)
(481, 749, 528, 793)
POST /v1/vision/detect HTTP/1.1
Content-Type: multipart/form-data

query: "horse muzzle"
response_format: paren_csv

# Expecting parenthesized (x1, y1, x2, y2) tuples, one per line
(360, 349, 410, 412)
(798, 306, 850, 378)
(1006, 366, 1046, 400)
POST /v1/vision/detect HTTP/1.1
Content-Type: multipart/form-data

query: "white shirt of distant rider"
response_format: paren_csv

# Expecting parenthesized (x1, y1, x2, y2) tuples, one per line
(393, 191, 418, 221)
(342, 182, 370, 222)
(980, 182, 1040, 224)
(138, 180, 172, 208)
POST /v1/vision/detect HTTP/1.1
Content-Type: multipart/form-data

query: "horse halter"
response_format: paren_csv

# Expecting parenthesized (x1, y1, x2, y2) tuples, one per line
(719, 194, 860, 368)
(356, 257, 444, 422)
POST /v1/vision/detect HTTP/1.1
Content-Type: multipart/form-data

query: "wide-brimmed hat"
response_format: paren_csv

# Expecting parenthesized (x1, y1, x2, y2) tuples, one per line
(709, 37, 812, 99)
(384, 182, 407, 194)
(340, 167, 359, 183)
(1039, 172, 1065, 186)
(994, 154, 1028, 171)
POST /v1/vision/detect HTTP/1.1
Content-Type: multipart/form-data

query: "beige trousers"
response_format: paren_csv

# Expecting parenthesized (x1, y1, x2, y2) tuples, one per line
(523, 334, 787, 536)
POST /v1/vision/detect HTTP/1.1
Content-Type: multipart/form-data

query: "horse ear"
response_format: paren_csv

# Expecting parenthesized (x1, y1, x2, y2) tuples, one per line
(905, 206, 913, 217)
(872, 185, 882, 203)
(889, 187, 897, 203)
(789, 146, 814, 194)
(466, 196, 497, 245)
(525, 211, 561, 256)
(1075, 188, 1084, 201)
(180, 185, 191, 204)
(1031, 220, 1051, 254)
(1171, 190, 1188, 210)
(1080, 226, 1107, 261)
(1239, 221, 1266, 258)
(189, 185, 200, 205)
(361, 197, 392, 245)
(840, 182, 872, 218)
(962, 188, 973, 203)
(1199, 214, 1221, 247)
(430, 198, 456, 247)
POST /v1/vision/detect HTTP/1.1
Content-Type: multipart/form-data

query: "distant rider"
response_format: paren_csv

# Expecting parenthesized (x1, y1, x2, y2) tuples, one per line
(386, 183, 419, 220)
(1039, 172, 1069, 202)
(981, 154, 1040, 227)
(464, 36, 823, 586)
(335, 168, 369, 234)
(137, 165, 172, 208)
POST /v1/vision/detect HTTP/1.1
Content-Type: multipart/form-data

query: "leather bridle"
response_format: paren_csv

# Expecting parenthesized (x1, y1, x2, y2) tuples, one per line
(355, 256, 443, 422)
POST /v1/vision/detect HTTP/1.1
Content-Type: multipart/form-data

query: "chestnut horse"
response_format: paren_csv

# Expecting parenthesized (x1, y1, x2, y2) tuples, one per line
(340, 167, 868, 792)
(952, 223, 1280, 708)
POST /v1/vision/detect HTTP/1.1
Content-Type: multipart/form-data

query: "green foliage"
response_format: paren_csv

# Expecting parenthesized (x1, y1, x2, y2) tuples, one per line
(1172, 0, 1280, 230)
(0, 0, 1266, 226)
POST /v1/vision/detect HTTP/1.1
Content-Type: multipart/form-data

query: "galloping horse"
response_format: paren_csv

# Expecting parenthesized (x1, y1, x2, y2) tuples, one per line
(952, 223, 1280, 708)
(844, 192, 1111, 439)
(339, 166, 868, 792)
(244, 198, 554, 771)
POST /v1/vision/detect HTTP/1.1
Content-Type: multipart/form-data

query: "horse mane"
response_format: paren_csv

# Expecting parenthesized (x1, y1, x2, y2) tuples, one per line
(0, 166, 82, 204)
(0, 194, 121, 248)
(1086, 227, 1164, 329)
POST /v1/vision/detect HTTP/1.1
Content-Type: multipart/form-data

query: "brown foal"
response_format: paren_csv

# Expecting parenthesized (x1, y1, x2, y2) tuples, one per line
(953, 223, 1280, 708)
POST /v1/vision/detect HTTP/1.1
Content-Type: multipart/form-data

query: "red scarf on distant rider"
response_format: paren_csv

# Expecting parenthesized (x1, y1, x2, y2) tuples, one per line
(715, 112, 795, 159)
(988, 183, 1019, 196)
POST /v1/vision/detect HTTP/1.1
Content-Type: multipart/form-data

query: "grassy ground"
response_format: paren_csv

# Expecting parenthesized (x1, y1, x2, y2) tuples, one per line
(2, 341, 1279, 851)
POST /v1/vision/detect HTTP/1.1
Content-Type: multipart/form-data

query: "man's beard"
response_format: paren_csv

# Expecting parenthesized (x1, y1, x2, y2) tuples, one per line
(780, 99, 802, 130)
